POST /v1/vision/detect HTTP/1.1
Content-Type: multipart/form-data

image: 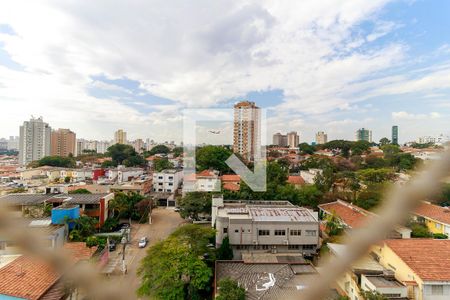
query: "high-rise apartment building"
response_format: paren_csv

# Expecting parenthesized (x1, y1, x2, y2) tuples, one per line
(355, 128, 372, 143)
(233, 101, 261, 162)
(392, 126, 399, 145)
(19, 117, 51, 166)
(272, 133, 288, 147)
(114, 129, 127, 144)
(315, 131, 328, 145)
(7, 136, 19, 150)
(286, 131, 299, 148)
(133, 139, 144, 153)
(51, 128, 76, 157)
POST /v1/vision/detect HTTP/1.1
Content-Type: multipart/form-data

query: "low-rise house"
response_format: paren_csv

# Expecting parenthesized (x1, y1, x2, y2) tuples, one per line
(300, 168, 322, 184)
(0, 242, 96, 300)
(412, 201, 450, 237)
(372, 239, 450, 300)
(106, 166, 144, 183)
(328, 243, 408, 300)
(213, 198, 320, 259)
(184, 170, 221, 192)
(110, 178, 153, 196)
(287, 175, 306, 188)
(221, 174, 240, 192)
(318, 200, 411, 239)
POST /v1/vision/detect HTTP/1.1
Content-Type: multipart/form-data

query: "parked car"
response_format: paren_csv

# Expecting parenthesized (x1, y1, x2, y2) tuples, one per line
(138, 237, 148, 248)
(174, 207, 181, 212)
(119, 222, 130, 229)
(108, 241, 116, 251)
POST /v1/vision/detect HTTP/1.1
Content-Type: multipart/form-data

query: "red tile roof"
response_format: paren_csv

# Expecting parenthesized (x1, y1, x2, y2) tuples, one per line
(414, 202, 450, 225)
(384, 239, 450, 281)
(287, 175, 305, 185)
(318, 200, 372, 228)
(63, 242, 97, 262)
(223, 182, 240, 191)
(197, 170, 216, 177)
(221, 174, 240, 182)
(0, 256, 59, 300)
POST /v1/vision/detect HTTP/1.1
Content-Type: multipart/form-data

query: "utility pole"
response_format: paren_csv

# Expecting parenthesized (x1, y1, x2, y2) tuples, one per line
(121, 236, 127, 275)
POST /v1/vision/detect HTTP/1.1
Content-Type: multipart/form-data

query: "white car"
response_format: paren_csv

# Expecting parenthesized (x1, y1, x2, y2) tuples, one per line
(138, 237, 148, 248)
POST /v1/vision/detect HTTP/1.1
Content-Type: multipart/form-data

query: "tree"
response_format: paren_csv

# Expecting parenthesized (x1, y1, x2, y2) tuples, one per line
(64, 176, 71, 183)
(391, 153, 418, 171)
(154, 158, 174, 171)
(36, 156, 76, 168)
(178, 192, 211, 220)
(109, 192, 146, 220)
(408, 221, 433, 238)
(196, 145, 233, 173)
(355, 183, 386, 210)
(364, 155, 388, 169)
(381, 144, 400, 159)
(69, 216, 98, 241)
(360, 290, 388, 300)
(106, 144, 144, 166)
(379, 137, 390, 146)
(325, 212, 344, 236)
(68, 188, 92, 194)
(216, 278, 246, 300)
(217, 236, 234, 260)
(351, 141, 371, 156)
(357, 168, 395, 184)
(299, 142, 315, 155)
(138, 225, 215, 300)
(172, 147, 183, 157)
(148, 144, 171, 156)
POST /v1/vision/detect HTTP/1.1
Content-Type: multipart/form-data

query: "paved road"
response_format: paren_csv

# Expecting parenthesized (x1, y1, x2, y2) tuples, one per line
(114, 208, 185, 299)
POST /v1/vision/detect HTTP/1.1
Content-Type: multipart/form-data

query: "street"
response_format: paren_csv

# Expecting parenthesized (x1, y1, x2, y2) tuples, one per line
(112, 207, 185, 299)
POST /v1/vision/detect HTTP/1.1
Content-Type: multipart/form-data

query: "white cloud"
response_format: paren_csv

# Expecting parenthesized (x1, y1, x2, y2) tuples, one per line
(392, 111, 441, 120)
(0, 0, 448, 143)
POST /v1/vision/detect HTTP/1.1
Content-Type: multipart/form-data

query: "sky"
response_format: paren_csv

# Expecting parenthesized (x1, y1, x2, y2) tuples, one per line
(0, 0, 449, 145)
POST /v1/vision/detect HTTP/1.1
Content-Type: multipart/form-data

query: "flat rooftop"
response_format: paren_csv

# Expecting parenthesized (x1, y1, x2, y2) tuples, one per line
(218, 201, 317, 222)
(365, 275, 405, 288)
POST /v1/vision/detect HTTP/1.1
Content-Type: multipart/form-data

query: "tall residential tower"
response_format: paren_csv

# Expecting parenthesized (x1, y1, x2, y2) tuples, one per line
(233, 101, 261, 162)
(315, 131, 328, 145)
(114, 129, 127, 144)
(51, 128, 76, 157)
(19, 117, 52, 165)
(355, 128, 372, 143)
(392, 126, 398, 145)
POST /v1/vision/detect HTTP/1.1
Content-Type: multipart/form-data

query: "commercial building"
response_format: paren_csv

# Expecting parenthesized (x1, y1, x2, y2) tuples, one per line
(372, 239, 450, 300)
(355, 128, 373, 143)
(114, 129, 127, 144)
(51, 128, 76, 157)
(316, 131, 328, 145)
(392, 126, 399, 145)
(19, 117, 52, 166)
(233, 101, 261, 162)
(213, 198, 320, 259)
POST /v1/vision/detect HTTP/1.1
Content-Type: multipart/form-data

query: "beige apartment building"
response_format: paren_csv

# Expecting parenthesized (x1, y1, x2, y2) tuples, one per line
(51, 128, 76, 157)
(316, 131, 328, 144)
(213, 197, 320, 259)
(114, 129, 127, 144)
(233, 101, 261, 162)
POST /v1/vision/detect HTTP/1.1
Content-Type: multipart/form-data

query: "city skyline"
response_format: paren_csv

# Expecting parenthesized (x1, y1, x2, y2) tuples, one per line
(1, 1, 450, 143)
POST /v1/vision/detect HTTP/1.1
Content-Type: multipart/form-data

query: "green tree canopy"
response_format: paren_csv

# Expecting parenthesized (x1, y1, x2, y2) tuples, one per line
(148, 144, 170, 156)
(178, 192, 211, 220)
(154, 158, 174, 172)
(172, 146, 183, 157)
(36, 156, 76, 168)
(106, 144, 145, 167)
(216, 278, 246, 300)
(196, 145, 233, 173)
(109, 192, 146, 220)
(138, 225, 216, 300)
(217, 236, 234, 260)
(299, 142, 316, 155)
(379, 137, 391, 146)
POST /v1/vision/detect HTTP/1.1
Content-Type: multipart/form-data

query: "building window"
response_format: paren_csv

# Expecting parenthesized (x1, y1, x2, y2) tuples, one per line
(288, 245, 300, 250)
(303, 245, 315, 250)
(431, 285, 443, 295)
(168, 183, 173, 186)
(168, 176, 173, 180)
(274, 230, 286, 236)
(158, 176, 163, 179)
(258, 230, 270, 236)
(235, 229, 239, 233)
(305, 230, 316, 236)
(435, 223, 442, 229)
(388, 264, 397, 271)
(223, 228, 228, 234)
(262, 245, 269, 250)
(290, 229, 301, 236)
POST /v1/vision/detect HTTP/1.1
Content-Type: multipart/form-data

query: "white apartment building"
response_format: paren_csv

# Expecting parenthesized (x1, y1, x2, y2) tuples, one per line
(106, 166, 144, 183)
(19, 117, 52, 166)
(152, 169, 183, 193)
(184, 170, 221, 192)
(213, 198, 320, 259)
